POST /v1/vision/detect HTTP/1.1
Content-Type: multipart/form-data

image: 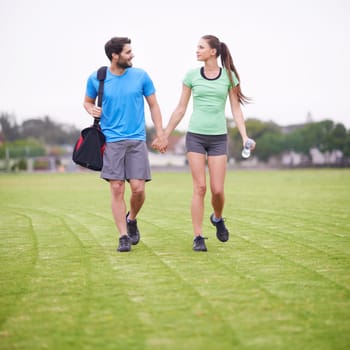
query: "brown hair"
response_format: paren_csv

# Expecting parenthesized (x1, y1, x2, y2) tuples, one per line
(202, 35, 250, 104)
(104, 37, 131, 61)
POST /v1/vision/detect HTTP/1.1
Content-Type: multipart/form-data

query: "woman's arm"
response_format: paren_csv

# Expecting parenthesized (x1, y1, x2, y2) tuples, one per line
(228, 86, 255, 148)
(164, 84, 192, 138)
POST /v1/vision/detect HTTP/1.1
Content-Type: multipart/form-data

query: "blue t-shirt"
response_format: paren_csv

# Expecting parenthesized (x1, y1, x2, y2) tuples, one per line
(85, 67, 155, 142)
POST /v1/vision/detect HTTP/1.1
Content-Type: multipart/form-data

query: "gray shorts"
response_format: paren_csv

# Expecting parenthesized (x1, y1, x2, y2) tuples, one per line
(186, 132, 228, 156)
(101, 140, 151, 181)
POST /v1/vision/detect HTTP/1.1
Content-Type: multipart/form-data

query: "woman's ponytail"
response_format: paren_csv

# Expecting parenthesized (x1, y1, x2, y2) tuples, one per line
(220, 41, 250, 105)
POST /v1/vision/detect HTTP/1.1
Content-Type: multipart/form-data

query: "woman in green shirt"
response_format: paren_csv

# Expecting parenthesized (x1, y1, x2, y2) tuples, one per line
(154, 34, 255, 251)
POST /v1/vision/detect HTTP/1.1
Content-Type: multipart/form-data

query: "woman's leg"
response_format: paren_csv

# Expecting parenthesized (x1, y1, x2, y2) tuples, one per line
(207, 155, 229, 242)
(207, 155, 227, 218)
(187, 152, 207, 236)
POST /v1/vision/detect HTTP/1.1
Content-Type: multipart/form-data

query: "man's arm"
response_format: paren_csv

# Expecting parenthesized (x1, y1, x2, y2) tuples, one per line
(83, 95, 102, 119)
(145, 93, 167, 152)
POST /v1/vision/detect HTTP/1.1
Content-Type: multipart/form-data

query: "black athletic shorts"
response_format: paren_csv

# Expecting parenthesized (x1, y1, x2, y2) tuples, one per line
(185, 132, 228, 156)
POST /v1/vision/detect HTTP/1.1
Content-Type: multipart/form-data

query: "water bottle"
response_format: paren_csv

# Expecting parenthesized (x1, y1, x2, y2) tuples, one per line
(241, 139, 255, 159)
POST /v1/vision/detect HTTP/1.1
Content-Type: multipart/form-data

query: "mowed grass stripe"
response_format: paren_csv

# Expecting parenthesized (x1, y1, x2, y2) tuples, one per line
(150, 169, 349, 348)
(233, 211, 350, 258)
(139, 218, 336, 349)
(224, 221, 350, 309)
(143, 170, 350, 349)
(0, 170, 349, 350)
(59, 212, 152, 350)
(0, 208, 39, 328)
(232, 215, 350, 289)
(140, 218, 300, 345)
(86, 210, 242, 348)
(0, 207, 146, 350)
(1, 207, 96, 348)
(200, 228, 350, 347)
(55, 208, 241, 348)
(109, 243, 241, 349)
(64, 196, 307, 349)
(239, 207, 350, 245)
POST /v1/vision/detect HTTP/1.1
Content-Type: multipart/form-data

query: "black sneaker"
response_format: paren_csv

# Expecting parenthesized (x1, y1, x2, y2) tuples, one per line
(193, 235, 208, 251)
(210, 213, 229, 242)
(117, 235, 131, 252)
(126, 212, 140, 245)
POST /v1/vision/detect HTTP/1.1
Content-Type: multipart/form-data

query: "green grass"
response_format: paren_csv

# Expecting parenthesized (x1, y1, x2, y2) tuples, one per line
(0, 169, 349, 350)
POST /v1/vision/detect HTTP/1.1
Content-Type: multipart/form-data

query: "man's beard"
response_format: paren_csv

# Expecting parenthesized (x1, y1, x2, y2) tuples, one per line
(116, 60, 132, 69)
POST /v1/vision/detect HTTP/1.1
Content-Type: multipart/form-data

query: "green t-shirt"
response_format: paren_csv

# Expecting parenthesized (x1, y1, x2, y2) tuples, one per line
(183, 67, 239, 135)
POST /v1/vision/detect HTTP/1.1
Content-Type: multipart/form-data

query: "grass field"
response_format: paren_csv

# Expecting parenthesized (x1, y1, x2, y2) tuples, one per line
(0, 169, 349, 350)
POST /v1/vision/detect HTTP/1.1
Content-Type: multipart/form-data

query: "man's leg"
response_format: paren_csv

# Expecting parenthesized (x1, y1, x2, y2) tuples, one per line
(110, 180, 131, 252)
(125, 179, 145, 245)
(124, 141, 150, 245)
(110, 180, 127, 234)
(128, 179, 146, 220)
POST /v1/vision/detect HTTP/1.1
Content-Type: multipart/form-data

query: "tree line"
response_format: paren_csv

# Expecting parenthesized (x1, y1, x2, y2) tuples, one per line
(1, 112, 349, 164)
(0, 113, 80, 158)
(229, 118, 350, 162)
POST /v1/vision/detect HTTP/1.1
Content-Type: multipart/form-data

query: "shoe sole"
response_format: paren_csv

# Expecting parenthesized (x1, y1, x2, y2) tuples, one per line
(216, 232, 229, 242)
(128, 235, 140, 245)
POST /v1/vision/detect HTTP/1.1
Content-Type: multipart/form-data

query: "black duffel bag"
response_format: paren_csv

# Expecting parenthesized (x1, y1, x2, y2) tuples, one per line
(72, 118, 106, 171)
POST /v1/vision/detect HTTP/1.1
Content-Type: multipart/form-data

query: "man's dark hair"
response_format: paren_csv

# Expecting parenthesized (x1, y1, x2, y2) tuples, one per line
(104, 37, 131, 61)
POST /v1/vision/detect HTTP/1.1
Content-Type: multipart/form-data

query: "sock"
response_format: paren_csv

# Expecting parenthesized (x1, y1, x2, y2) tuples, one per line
(212, 215, 222, 223)
(126, 212, 136, 223)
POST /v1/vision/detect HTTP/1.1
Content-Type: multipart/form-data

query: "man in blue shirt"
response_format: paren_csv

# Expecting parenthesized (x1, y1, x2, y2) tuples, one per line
(84, 37, 167, 252)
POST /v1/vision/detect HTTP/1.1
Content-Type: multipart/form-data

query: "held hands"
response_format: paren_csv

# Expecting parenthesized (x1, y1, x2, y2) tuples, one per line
(152, 133, 168, 154)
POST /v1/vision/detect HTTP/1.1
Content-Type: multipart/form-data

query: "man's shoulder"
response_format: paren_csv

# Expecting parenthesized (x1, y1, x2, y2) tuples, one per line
(88, 69, 98, 80)
(127, 67, 153, 84)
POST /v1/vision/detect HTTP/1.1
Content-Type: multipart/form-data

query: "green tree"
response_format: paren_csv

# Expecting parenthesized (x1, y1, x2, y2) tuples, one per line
(285, 120, 349, 157)
(21, 116, 80, 145)
(0, 138, 46, 158)
(0, 112, 20, 141)
(342, 130, 350, 158)
(256, 132, 284, 161)
(330, 123, 347, 152)
(228, 118, 282, 160)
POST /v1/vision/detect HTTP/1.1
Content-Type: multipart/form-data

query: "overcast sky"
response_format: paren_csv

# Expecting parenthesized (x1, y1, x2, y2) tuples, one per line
(1, 0, 349, 131)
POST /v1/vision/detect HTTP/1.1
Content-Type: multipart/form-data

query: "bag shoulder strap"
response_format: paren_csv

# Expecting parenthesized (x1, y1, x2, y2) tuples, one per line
(96, 66, 107, 108)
